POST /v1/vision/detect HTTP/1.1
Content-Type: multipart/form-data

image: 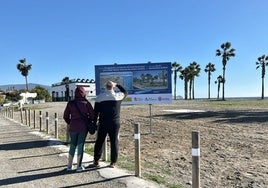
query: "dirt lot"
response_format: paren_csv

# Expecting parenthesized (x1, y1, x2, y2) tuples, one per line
(10, 100, 268, 188)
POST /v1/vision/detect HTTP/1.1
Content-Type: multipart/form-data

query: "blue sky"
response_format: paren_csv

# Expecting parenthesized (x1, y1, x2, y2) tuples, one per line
(1, 0, 268, 98)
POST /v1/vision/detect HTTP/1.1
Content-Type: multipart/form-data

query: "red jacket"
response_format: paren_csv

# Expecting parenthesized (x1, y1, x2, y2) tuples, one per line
(63, 87, 94, 132)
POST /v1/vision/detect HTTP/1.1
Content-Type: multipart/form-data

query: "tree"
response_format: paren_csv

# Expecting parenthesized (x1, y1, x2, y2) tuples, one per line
(256, 55, 268, 99)
(179, 67, 190, 100)
(216, 42, 235, 100)
(31, 86, 52, 102)
(171, 62, 182, 100)
(188, 62, 200, 99)
(16, 58, 32, 91)
(5, 90, 22, 102)
(62, 77, 70, 101)
(204, 62, 216, 99)
(215, 75, 223, 100)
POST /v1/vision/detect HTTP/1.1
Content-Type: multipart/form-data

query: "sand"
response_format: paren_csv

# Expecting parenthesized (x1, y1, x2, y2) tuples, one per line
(10, 100, 268, 187)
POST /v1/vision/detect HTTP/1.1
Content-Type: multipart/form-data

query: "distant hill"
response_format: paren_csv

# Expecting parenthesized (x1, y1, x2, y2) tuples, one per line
(0, 83, 51, 91)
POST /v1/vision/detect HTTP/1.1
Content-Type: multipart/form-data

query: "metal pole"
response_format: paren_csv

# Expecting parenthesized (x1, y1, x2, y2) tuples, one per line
(134, 123, 141, 177)
(39, 111, 42, 131)
(20, 108, 23, 124)
(28, 109, 31, 127)
(11, 106, 14, 119)
(24, 108, 27, 125)
(33, 110, 36, 129)
(9, 108, 11, 118)
(55, 113, 58, 139)
(192, 131, 200, 188)
(46, 112, 49, 134)
(149, 104, 152, 133)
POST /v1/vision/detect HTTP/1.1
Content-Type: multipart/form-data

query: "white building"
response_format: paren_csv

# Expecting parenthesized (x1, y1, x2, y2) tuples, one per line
(51, 79, 96, 101)
(19, 92, 37, 104)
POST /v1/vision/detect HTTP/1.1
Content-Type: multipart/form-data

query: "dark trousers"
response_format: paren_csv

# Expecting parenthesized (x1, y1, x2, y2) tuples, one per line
(94, 124, 120, 163)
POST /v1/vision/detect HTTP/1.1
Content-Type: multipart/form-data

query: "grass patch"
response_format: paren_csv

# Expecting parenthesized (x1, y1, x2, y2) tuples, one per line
(58, 135, 68, 143)
(117, 156, 135, 171)
(144, 173, 185, 188)
(84, 144, 94, 156)
(143, 173, 166, 184)
(143, 161, 172, 175)
(201, 99, 268, 108)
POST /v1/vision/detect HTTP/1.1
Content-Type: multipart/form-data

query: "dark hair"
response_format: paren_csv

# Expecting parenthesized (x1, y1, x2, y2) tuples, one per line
(106, 81, 113, 90)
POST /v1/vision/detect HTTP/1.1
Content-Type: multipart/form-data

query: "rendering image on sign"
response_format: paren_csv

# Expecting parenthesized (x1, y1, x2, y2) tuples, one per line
(95, 62, 172, 104)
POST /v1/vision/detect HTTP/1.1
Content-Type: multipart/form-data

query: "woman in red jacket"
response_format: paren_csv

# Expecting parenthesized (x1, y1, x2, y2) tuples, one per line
(63, 86, 94, 172)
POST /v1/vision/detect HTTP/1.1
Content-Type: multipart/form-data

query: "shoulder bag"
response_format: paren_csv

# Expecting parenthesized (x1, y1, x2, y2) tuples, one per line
(73, 101, 97, 135)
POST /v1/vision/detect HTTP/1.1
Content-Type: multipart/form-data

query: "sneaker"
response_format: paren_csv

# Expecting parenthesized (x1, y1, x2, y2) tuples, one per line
(93, 160, 100, 167)
(76, 166, 85, 172)
(66, 165, 73, 171)
(109, 162, 115, 168)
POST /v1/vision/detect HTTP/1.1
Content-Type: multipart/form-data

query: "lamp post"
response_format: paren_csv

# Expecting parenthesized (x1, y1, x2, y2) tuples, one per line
(65, 84, 69, 101)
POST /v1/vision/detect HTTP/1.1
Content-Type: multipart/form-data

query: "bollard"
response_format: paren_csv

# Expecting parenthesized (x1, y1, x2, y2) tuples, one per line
(192, 131, 200, 188)
(9, 108, 12, 118)
(28, 109, 31, 127)
(25, 108, 28, 125)
(11, 106, 14, 119)
(149, 104, 152, 133)
(20, 108, 23, 124)
(39, 111, 42, 131)
(134, 123, 141, 177)
(54, 113, 58, 139)
(33, 110, 36, 129)
(46, 112, 49, 134)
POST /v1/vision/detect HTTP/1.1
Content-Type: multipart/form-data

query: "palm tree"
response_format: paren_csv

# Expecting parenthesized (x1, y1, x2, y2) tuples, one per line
(62, 77, 70, 101)
(204, 62, 216, 99)
(171, 62, 182, 100)
(256, 55, 268, 99)
(179, 67, 190, 100)
(187, 65, 193, 100)
(16, 58, 32, 91)
(216, 42, 235, 100)
(215, 75, 223, 100)
(188, 62, 200, 99)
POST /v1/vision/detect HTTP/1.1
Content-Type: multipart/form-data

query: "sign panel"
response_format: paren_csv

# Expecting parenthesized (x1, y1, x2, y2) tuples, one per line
(95, 62, 172, 104)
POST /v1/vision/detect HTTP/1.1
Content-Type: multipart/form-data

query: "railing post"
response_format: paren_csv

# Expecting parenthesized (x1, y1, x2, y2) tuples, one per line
(24, 108, 27, 125)
(28, 109, 31, 127)
(11, 106, 14, 119)
(33, 110, 36, 129)
(20, 108, 23, 124)
(46, 112, 49, 134)
(54, 113, 58, 139)
(39, 111, 42, 131)
(134, 123, 141, 177)
(9, 108, 11, 118)
(149, 104, 152, 133)
(192, 131, 200, 188)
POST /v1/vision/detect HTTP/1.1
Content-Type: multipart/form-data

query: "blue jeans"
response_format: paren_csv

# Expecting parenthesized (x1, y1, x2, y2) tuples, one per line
(69, 132, 87, 166)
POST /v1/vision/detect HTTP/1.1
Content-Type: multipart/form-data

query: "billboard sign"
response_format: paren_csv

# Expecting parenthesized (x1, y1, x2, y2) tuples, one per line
(95, 62, 172, 104)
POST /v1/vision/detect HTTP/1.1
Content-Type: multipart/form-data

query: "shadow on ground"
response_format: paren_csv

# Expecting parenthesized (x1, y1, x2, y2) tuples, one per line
(155, 110, 268, 124)
(0, 140, 63, 150)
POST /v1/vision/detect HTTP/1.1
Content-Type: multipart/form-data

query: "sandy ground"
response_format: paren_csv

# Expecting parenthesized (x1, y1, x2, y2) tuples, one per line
(10, 100, 268, 188)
